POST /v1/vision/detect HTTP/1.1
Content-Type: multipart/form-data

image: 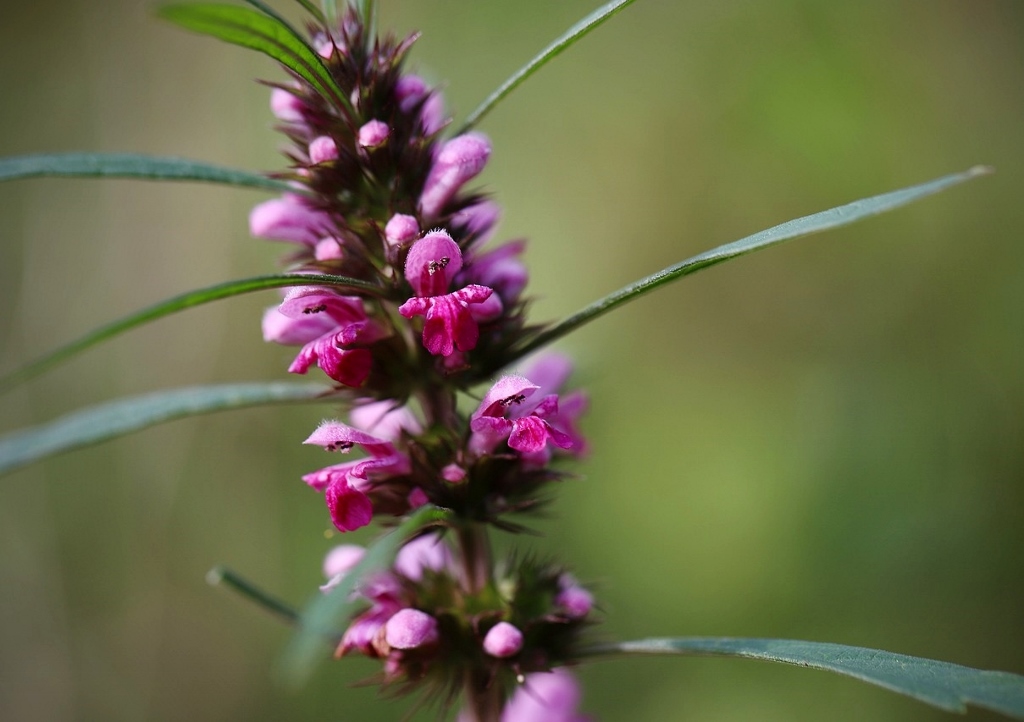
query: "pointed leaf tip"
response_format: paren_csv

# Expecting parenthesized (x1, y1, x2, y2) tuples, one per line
(583, 637, 1024, 720)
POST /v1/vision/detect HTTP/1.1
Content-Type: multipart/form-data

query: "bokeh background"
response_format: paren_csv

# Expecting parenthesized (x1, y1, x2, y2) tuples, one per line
(1, 1, 1022, 720)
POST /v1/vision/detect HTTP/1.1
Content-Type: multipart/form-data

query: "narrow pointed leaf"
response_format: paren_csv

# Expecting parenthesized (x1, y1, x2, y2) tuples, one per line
(207, 566, 301, 624)
(456, 0, 637, 134)
(291, 0, 325, 25)
(0, 382, 333, 476)
(0, 153, 294, 191)
(159, 3, 349, 110)
(505, 166, 992, 366)
(581, 637, 1024, 719)
(0, 273, 378, 395)
(279, 505, 452, 685)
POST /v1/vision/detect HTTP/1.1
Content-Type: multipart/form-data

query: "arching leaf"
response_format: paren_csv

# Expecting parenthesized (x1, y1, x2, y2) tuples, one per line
(0, 152, 293, 192)
(160, 3, 349, 110)
(456, 0, 637, 134)
(0, 273, 378, 395)
(501, 166, 992, 368)
(582, 637, 1024, 719)
(0, 382, 334, 476)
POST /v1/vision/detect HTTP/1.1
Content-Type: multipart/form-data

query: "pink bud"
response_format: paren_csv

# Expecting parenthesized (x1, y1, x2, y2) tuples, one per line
(358, 119, 390, 148)
(314, 237, 344, 261)
(418, 133, 491, 219)
(309, 136, 339, 164)
(441, 463, 466, 484)
(483, 622, 523, 658)
(322, 544, 366, 579)
(270, 88, 304, 123)
(408, 487, 429, 509)
(385, 609, 439, 649)
(384, 214, 420, 247)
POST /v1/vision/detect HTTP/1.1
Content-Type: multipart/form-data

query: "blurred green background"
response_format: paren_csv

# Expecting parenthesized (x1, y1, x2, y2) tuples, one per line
(1, 1, 1022, 720)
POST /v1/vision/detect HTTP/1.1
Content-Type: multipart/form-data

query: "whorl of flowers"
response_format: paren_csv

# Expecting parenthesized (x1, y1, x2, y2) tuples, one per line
(251, 8, 592, 720)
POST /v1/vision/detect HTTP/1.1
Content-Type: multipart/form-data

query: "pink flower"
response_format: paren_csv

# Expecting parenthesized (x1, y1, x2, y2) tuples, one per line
(470, 376, 574, 455)
(399, 285, 494, 357)
(394, 534, 452, 581)
(270, 87, 305, 124)
(404, 231, 463, 296)
(273, 288, 386, 386)
(501, 669, 589, 722)
(483, 622, 523, 658)
(303, 422, 411, 532)
(400, 231, 494, 356)
(419, 133, 491, 219)
(249, 194, 332, 246)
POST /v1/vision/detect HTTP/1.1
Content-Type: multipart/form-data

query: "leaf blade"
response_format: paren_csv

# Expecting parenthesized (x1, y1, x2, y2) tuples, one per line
(581, 637, 1024, 719)
(0, 152, 293, 191)
(0, 273, 378, 395)
(507, 166, 992, 365)
(278, 505, 452, 685)
(159, 3, 348, 109)
(456, 0, 638, 134)
(0, 382, 334, 476)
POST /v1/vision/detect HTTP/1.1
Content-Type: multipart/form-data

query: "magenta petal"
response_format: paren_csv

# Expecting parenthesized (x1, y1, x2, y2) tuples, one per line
(404, 231, 463, 296)
(325, 480, 373, 532)
(508, 416, 550, 453)
(318, 346, 372, 387)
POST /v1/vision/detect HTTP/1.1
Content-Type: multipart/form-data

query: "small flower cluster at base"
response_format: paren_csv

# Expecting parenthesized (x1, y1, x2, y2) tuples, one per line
(321, 536, 596, 696)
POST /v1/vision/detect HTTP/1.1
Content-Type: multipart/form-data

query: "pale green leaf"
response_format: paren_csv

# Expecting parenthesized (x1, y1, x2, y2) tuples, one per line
(0, 273, 378, 395)
(456, 0, 638, 133)
(582, 637, 1024, 719)
(0, 382, 334, 476)
(0, 152, 293, 191)
(502, 166, 992, 368)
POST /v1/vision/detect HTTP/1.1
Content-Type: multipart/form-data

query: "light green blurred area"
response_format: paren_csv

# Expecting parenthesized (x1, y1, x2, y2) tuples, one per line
(1, 1, 1022, 720)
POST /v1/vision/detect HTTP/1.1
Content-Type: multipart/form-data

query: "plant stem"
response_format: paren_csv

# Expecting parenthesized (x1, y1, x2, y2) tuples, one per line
(462, 668, 504, 722)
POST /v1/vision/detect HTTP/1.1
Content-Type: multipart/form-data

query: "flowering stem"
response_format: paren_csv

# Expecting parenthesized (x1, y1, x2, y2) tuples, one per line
(462, 668, 504, 722)
(456, 521, 493, 596)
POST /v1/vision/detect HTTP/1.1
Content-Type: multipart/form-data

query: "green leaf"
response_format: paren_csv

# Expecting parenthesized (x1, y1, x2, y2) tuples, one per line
(0, 153, 294, 192)
(455, 0, 638, 134)
(581, 637, 1024, 719)
(207, 566, 301, 624)
(505, 166, 992, 366)
(291, 0, 325, 24)
(0, 382, 333, 476)
(0, 273, 378, 395)
(159, 3, 349, 111)
(278, 505, 452, 685)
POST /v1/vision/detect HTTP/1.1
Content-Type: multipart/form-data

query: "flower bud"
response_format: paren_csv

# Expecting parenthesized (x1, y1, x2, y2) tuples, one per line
(418, 133, 491, 219)
(384, 609, 439, 649)
(384, 214, 420, 247)
(309, 135, 339, 164)
(482, 622, 523, 658)
(358, 119, 390, 148)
